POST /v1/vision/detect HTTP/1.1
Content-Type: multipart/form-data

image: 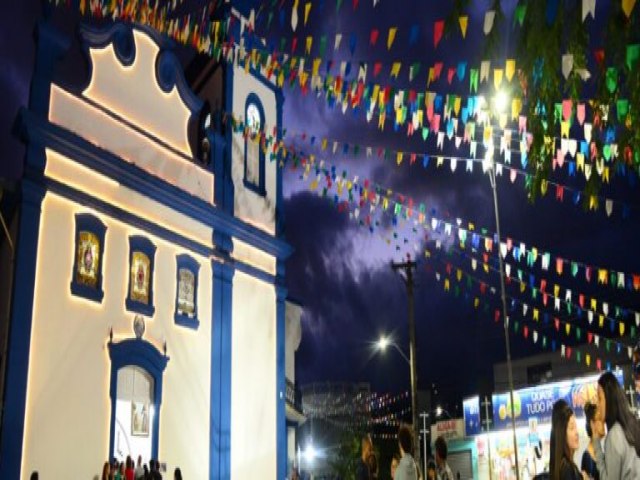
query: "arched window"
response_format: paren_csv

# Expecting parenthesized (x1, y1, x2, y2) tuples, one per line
(244, 93, 266, 196)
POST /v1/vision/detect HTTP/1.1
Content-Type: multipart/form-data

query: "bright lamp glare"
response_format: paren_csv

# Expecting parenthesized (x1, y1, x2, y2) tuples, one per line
(494, 91, 509, 114)
(378, 336, 389, 350)
(303, 444, 317, 462)
(436, 406, 443, 417)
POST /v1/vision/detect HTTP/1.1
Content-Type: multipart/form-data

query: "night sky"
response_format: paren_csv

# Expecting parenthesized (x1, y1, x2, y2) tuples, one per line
(1, 0, 639, 411)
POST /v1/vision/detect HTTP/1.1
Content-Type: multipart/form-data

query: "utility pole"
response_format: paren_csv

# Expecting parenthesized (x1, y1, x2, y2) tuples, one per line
(488, 155, 519, 479)
(391, 258, 419, 467)
(481, 396, 493, 480)
(420, 411, 429, 478)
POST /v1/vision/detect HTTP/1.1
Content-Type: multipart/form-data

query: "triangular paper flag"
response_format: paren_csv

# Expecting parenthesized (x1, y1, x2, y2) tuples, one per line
(484, 10, 496, 35)
(434, 20, 444, 48)
(304, 2, 312, 26)
(387, 27, 397, 50)
(505, 60, 516, 82)
(622, 0, 636, 17)
(494, 69, 504, 90)
(562, 54, 574, 79)
(291, 0, 299, 31)
(582, 0, 596, 21)
(459, 16, 468, 38)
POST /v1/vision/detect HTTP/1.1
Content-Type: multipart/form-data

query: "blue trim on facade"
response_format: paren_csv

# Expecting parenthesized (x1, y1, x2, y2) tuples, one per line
(108, 338, 169, 461)
(78, 22, 203, 115)
(210, 261, 234, 480)
(16, 108, 293, 260)
(70, 212, 107, 303)
(275, 88, 285, 237)
(276, 279, 288, 480)
(0, 180, 46, 479)
(243, 93, 266, 196)
(174, 253, 201, 330)
(125, 236, 157, 317)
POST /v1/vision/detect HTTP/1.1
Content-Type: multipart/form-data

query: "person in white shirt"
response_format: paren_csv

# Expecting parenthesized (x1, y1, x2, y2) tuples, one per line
(395, 424, 418, 480)
(134, 455, 144, 480)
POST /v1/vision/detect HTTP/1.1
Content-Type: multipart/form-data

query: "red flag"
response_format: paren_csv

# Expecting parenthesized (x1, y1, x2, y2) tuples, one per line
(447, 67, 455, 84)
(555, 185, 564, 201)
(292, 37, 298, 53)
(634, 274, 640, 290)
(579, 294, 585, 308)
(495, 309, 500, 322)
(594, 49, 605, 68)
(524, 326, 529, 339)
(373, 62, 382, 77)
(543, 293, 548, 306)
(588, 332, 593, 344)
(596, 358, 602, 371)
(434, 62, 443, 80)
(566, 347, 572, 359)
(540, 279, 547, 292)
(410, 153, 417, 165)
(554, 318, 560, 331)
(434, 20, 444, 48)
(370, 29, 379, 46)
(353, 0, 359, 9)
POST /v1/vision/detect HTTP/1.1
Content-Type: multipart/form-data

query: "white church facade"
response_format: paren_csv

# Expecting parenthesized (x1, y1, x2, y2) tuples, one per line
(0, 4, 294, 479)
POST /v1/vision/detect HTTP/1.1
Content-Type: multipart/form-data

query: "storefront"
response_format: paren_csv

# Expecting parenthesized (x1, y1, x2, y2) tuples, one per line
(462, 371, 624, 480)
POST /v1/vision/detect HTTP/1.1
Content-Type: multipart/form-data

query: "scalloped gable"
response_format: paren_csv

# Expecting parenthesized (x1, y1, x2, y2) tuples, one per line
(82, 28, 194, 157)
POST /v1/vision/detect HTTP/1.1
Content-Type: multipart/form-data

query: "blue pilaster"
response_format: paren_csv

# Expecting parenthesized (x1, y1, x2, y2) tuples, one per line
(210, 257, 235, 480)
(0, 179, 46, 479)
(276, 262, 287, 480)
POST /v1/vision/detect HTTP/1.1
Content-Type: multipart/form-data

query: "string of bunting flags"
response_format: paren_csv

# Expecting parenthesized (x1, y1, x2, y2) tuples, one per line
(295, 154, 640, 294)
(439, 243, 639, 341)
(426, 252, 635, 373)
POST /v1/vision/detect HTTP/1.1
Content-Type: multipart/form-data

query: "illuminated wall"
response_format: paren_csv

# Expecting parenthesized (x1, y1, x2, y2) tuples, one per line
(231, 271, 277, 480)
(21, 192, 212, 479)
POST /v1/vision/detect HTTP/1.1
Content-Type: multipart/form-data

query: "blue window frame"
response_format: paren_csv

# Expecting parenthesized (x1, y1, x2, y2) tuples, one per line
(174, 254, 200, 330)
(125, 236, 156, 317)
(70, 213, 107, 303)
(244, 93, 266, 196)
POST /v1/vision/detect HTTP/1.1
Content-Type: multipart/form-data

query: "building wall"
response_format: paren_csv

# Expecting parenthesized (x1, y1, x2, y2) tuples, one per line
(21, 192, 212, 479)
(231, 271, 277, 480)
(231, 66, 278, 235)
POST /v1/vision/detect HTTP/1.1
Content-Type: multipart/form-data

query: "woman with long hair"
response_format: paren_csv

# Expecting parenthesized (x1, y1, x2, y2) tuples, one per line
(550, 400, 582, 479)
(592, 372, 640, 478)
(581, 402, 603, 479)
(102, 462, 111, 480)
(549, 399, 569, 474)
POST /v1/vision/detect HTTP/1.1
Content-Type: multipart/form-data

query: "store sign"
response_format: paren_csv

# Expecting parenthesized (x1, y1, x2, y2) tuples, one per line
(492, 371, 624, 430)
(431, 419, 465, 442)
(463, 396, 481, 436)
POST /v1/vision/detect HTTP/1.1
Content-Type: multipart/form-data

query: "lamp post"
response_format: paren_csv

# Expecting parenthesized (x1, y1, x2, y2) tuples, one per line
(376, 332, 420, 469)
(485, 90, 520, 479)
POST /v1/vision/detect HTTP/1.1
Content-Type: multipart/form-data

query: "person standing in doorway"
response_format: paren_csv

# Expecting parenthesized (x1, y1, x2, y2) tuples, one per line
(435, 436, 454, 480)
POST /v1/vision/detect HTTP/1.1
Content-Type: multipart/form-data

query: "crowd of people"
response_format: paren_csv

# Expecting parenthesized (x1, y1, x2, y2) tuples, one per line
(344, 371, 640, 480)
(354, 425, 456, 480)
(549, 372, 640, 479)
(99, 455, 183, 480)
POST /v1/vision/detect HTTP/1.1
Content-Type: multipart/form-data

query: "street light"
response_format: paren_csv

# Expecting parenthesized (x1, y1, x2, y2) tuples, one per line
(485, 89, 520, 479)
(376, 335, 411, 365)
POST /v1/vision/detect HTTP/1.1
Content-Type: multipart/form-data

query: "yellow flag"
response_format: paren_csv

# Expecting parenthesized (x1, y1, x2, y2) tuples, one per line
(591, 298, 597, 311)
(565, 324, 571, 335)
(520, 282, 526, 293)
(561, 121, 570, 138)
(554, 285, 560, 297)
(305, 36, 313, 55)
(387, 27, 397, 50)
(533, 308, 539, 321)
(391, 62, 401, 78)
(454, 97, 462, 116)
(382, 197, 389, 210)
(304, 2, 312, 26)
(321, 138, 328, 150)
(312, 58, 321, 76)
(511, 98, 522, 120)
(474, 297, 480, 308)
(622, 0, 636, 17)
(620, 322, 626, 336)
(599, 314, 604, 328)
(576, 153, 585, 171)
(505, 59, 516, 82)
(444, 279, 450, 291)
(483, 263, 489, 273)
(589, 195, 598, 210)
(395, 107, 403, 125)
(428, 67, 435, 86)
(457, 269, 463, 281)
(586, 354, 591, 366)
(277, 71, 285, 87)
(493, 69, 504, 90)
(310, 179, 318, 190)
(499, 113, 508, 129)
(378, 112, 386, 130)
(603, 166, 610, 183)
(541, 180, 548, 196)
(459, 16, 468, 38)
(396, 152, 403, 165)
